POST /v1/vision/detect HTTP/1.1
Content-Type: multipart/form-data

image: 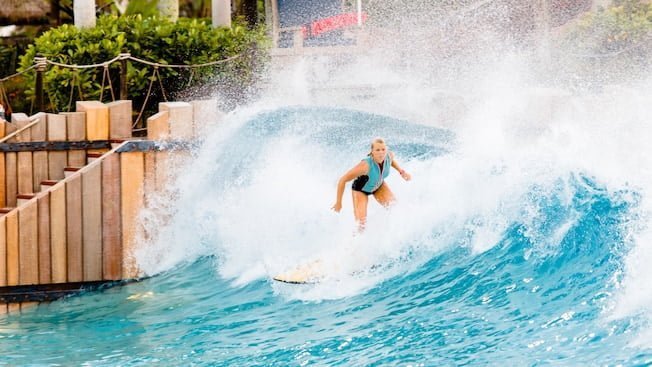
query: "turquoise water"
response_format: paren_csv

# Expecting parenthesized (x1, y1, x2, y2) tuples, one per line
(1, 107, 651, 366)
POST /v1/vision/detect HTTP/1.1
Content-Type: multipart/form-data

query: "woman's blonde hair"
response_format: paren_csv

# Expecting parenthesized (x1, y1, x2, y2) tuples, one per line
(368, 137, 386, 156)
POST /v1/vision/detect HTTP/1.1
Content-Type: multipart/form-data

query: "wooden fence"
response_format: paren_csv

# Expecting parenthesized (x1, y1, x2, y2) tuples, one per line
(0, 98, 223, 314)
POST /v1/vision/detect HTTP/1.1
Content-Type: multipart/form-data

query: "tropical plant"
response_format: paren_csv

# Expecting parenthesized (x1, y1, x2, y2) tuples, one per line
(17, 14, 269, 115)
(556, 0, 652, 85)
(0, 42, 32, 114)
(565, 0, 652, 53)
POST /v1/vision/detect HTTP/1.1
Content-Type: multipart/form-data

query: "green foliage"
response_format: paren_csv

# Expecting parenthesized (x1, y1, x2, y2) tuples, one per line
(1, 43, 31, 114)
(0, 44, 17, 78)
(566, 0, 652, 53)
(559, 0, 652, 84)
(18, 14, 269, 113)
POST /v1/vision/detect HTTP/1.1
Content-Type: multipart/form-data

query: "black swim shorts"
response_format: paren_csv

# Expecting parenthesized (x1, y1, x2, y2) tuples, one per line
(352, 175, 382, 195)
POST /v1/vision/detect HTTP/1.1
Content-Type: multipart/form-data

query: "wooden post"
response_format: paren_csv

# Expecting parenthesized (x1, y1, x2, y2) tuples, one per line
(65, 174, 82, 282)
(63, 112, 87, 167)
(147, 111, 170, 140)
(120, 54, 129, 101)
(191, 99, 224, 138)
(50, 183, 66, 283)
(47, 113, 68, 180)
(154, 151, 169, 192)
(5, 152, 16, 207)
(34, 56, 46, 113)
(31, 113, 48, 193)
(81, 163, 102, 281)
(2, 116, 18, 202)
(37, 193, 51, 284)
(18, 201, 38, 285)
(76, 101, 109, 141)
(107, 100, 132, 140)
(120, 152, 144, 279)
(159, 102, 193, 140)
(102, 153, 121, 280)
(6, 211, 18, 286)
(159, 102, 192, 174)
(15, 115, 33, 196)
(52, 0, 61, 25)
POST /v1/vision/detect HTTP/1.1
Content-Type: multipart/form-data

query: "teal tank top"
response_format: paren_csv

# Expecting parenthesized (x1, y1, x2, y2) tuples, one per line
(361, 154, 392, 193)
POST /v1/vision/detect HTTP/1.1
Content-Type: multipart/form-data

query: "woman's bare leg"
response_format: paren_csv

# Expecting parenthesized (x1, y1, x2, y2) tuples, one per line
(352, 191, 369, 231)
(373, 183, 396, 208)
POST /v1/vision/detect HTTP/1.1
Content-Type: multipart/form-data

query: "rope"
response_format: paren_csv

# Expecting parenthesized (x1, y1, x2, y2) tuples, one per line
(46, 87, 58, 114)
(45, 55, 122, 69)
(1, 51, 242, 90)
(66, 70, 77, 112)
(99, 65, 108, 102)
(186, 68, 195, 87)
(0, 65, 37, 83)
(106, 65, 116, 102)
(0, 82, 11, 113)
(133, 67, 159, 128)
(98, 65, 116, 103)
(156, 68, 168, 102)
(77, 71, 85, 101)
(1, 50, 243, 122)
(127, 53, 241, 68)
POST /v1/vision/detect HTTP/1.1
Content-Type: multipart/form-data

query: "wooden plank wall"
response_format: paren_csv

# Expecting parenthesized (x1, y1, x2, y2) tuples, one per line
(47, 113, 68, 181)
(191, 99, 224, 137)
(0, 98, 209, 314)
(101, 153, 122, 280)
(63, 112, 87, 168)
(15, 114, 33, 197)
(0, 101, 141, 314)
(120, 151, 144, 280)
(1, 100, 136, 214)
(50, 183, 67, 283)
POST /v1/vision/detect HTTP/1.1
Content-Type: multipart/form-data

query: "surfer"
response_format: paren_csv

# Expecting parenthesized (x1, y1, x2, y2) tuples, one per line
(331, 137, 411, 230)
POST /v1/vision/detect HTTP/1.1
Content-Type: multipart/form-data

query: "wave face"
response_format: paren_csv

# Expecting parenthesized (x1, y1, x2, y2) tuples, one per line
(1, 105, 651, 365)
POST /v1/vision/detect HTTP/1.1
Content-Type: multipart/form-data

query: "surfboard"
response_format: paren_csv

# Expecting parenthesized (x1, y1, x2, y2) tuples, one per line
(273, 260, 327, 284)
(272, 259, 386, 284)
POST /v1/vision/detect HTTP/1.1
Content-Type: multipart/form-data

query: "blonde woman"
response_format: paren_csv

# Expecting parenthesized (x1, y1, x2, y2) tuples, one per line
(332, 138, 411, 230)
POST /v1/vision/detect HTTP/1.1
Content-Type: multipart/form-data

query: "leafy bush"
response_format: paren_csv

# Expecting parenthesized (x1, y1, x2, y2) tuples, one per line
(1, 42, 33, 114)
(559, 0, 652, 84)
(0, 44, 17, 78)
(18, 14, 269, 114)
(566, 0, 652, 53)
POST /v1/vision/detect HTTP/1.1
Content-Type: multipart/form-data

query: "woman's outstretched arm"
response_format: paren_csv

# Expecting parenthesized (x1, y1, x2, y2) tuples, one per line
(332, 161, 368, 212)
(390, 152, 411, 181)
